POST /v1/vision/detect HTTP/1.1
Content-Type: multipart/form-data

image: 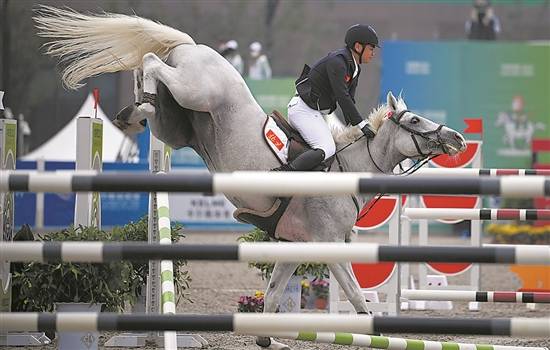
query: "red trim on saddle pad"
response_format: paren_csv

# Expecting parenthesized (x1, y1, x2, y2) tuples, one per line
(262, 116, 284, 166)
(267, 130, 284, 150)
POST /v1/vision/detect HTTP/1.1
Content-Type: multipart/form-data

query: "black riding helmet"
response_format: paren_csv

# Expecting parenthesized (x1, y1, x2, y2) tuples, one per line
(345, 24, 380, 63)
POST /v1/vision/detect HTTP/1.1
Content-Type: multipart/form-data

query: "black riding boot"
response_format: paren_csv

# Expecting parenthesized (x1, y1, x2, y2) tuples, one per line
(272, 148, 325, 171)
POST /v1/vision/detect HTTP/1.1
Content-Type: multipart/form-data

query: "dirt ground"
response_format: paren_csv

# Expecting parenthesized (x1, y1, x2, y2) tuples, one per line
(6, 231, 550, 349)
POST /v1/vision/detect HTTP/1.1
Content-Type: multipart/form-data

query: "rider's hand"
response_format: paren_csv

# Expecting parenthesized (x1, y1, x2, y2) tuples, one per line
(358, 120, 376, 139)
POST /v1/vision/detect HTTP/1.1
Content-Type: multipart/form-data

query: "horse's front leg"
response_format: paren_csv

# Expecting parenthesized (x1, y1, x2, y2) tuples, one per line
(113, 68, 148, 135)
(141, 51, 212, 112)
(256, 261, 299, 350)
(328, 262, 372, 315)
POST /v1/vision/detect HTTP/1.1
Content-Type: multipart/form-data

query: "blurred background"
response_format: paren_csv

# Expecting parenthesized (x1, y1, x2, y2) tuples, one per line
(1, 0, 549, 229)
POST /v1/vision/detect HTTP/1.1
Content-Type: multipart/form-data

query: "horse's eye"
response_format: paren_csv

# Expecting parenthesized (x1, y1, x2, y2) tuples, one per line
(410, 117, 420, 124)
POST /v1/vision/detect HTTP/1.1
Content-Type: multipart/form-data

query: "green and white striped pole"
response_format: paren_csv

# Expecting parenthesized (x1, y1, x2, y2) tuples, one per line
(149, 133, 175, 349)
(157, 191, 177, 350)
(259, 331, 548, 350)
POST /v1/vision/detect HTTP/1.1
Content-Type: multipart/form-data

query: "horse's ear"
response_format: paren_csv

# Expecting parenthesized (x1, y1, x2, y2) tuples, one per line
(387, 91, 398, 111)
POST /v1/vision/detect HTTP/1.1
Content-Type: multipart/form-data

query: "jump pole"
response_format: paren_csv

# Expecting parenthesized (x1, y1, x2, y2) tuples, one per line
(412, 168, 550, 176)
(3, 242, 549, 265)
(2, 313, 550, 337)
(1, 172, 549, 198)
(401, 289, 550, 303)
(251, 331, 549, 350)
(403, 208, 550, 221)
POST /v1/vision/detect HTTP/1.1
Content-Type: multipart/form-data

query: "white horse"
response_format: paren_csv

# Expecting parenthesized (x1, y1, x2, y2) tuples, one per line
(495, 111, 545, 150)
(34, 7, 466, 349)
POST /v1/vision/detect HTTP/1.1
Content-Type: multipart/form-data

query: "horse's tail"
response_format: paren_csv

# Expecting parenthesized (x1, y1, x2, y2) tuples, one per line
(33, 6, 196, 90)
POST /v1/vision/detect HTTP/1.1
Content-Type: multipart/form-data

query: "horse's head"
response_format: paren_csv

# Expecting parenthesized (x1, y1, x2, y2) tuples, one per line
(382, 91, 466, 159)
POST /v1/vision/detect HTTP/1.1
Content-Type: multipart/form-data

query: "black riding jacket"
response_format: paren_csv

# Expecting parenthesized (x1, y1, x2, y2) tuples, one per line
(295, 48, 362, 126)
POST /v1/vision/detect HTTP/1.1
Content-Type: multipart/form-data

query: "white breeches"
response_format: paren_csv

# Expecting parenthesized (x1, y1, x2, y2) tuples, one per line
(287, 96, 336, 160)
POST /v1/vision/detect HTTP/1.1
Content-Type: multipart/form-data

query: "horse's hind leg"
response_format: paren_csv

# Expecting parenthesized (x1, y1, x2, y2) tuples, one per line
(328, 262, 371, 314)
(256, 261, 298, 350)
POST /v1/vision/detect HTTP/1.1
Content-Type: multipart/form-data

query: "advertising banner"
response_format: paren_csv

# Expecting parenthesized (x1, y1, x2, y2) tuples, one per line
(382, 41, 549, 168)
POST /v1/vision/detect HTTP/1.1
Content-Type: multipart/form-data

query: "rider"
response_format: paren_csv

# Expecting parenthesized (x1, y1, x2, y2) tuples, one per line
(274, 24, 379, 171)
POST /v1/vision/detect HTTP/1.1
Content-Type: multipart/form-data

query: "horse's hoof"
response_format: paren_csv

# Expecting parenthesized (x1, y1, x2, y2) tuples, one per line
(113, 104, 147, 135)
(269, 339, 291, 350)
(116, 104, 136, 123)
(256, 337, 290, 350)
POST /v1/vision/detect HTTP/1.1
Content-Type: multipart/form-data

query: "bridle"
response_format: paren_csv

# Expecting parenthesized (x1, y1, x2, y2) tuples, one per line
(387, 109, 450, 157)
(335, 108, 450, 222)
(366, 109, 448, 175)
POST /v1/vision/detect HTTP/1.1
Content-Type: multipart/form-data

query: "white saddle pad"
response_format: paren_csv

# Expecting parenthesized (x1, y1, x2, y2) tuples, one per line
(264, 117, 290, 164)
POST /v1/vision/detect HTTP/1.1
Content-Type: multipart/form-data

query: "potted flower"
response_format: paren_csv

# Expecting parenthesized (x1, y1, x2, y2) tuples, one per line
(237, 290, 264, 313)
(238, 228, 329, 312)
(310, 278, 330, 310)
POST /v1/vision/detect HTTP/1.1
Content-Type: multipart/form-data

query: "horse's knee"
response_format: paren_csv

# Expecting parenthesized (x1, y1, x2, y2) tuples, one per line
(142, 52, 162, 67)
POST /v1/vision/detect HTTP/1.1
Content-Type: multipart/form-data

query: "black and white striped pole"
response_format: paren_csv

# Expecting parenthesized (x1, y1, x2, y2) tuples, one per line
(2, 242, 549, 265)
(2, 313, 549, 337)
(1, 171, 549, 198)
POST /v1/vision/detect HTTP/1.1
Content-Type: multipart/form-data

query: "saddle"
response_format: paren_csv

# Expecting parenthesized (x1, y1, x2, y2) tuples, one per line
(233, 110, 335, 240)
(269, 110, 334, 170)
(270, 110, 308, 161)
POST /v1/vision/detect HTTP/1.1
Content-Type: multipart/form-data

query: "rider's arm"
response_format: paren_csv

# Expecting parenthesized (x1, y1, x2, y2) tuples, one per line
(326, 56, 363, 126)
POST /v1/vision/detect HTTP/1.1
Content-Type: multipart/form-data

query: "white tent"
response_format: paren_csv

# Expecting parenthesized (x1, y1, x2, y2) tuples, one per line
(22, 94, 137, 162)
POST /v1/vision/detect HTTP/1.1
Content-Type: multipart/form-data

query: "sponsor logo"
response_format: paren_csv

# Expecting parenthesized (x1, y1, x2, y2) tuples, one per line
(267, 130, 284, 150)
(405, 61, 430, 75)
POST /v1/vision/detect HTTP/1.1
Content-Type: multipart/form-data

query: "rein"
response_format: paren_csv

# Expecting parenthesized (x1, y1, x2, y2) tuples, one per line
(335, 109, 446, 222)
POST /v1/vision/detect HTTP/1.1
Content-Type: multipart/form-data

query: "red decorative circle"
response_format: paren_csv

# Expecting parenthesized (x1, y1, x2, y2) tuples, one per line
(352, 262, 396, 289)
(427, 262, 471, 275)
(430, 141, 480, 168)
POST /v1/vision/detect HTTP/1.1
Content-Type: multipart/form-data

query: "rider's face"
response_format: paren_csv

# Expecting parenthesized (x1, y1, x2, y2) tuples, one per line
(354, 43, 376, 63)
(361, 44, 376, 63)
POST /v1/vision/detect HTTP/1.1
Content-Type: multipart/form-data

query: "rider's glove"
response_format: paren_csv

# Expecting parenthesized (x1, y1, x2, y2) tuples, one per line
(357, 120, 376, 139)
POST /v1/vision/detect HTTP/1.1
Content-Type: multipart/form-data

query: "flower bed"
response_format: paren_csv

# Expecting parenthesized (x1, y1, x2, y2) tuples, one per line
(486, 223, 550, 245)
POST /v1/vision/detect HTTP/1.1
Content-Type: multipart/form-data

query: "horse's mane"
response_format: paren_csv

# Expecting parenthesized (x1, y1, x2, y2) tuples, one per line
(324, 96, 407, 144)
